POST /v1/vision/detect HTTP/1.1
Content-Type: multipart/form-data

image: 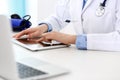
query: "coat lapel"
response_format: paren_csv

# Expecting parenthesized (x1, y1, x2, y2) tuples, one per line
(82, 0, 94, 14)
(70, 0, 94, 19)
(69, 0, 94, 34)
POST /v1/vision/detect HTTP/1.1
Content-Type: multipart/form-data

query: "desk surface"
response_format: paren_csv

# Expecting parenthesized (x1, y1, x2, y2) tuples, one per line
(13, 44, 120, 80)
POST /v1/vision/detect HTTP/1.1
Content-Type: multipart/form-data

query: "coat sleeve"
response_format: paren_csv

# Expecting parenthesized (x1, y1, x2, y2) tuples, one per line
(87, 0, 120, 51)
(39, 0, 70, 31)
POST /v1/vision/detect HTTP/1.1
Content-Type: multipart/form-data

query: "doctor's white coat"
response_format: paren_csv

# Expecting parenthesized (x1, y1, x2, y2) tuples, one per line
(42, 0, 120, 51)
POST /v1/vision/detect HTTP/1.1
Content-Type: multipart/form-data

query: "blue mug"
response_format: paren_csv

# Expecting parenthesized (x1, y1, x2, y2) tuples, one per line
(11, 15, 32, 32)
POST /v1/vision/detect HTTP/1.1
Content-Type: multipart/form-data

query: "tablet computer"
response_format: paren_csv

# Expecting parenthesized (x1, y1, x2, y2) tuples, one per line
(12, 38, 70, 51)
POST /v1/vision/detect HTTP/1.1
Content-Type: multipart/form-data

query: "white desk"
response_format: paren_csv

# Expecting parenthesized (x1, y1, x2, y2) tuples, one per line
(13, 44, 120, 80)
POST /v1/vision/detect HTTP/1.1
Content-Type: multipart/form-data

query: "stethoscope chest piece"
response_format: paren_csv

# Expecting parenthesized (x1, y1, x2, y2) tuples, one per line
(96, 5, 105, 17)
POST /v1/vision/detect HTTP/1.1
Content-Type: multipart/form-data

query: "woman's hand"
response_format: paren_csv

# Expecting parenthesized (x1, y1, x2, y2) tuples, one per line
(13, 24, 48, 39)
(36, 31, 77, 45)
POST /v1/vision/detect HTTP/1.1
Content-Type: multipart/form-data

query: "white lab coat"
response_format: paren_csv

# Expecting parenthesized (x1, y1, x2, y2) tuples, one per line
(42, 0, 120, 51)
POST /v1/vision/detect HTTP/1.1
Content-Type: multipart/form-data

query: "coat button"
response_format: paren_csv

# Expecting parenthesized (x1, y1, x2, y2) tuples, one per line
(81, 18, 84, 21)
(81, 16, 84, 21)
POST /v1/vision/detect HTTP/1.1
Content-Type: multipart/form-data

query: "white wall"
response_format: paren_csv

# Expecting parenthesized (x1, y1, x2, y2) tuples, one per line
(0, 0, 9, 15)
(26, 0, 57, 26)
(26, 0, 38, 26)
(37, 0, 58, 21)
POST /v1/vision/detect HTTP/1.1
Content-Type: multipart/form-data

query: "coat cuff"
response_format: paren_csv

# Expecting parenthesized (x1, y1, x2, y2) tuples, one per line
(75, 34, 87, 50)
(39, 23, 52, 32)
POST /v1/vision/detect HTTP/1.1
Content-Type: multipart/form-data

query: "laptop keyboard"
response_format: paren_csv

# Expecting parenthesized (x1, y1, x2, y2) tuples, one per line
(17, 63, 47, 79)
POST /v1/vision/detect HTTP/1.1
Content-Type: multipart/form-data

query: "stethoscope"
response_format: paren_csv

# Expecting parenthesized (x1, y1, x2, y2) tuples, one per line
(65, 0, 108, 23)
(96, 0, 107, 17)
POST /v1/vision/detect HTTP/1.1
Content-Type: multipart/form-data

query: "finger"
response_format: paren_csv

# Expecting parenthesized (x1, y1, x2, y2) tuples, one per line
(36, 37, 45, 43)
(41, 32, 51, 39)
(41, 31, 57, 40)
(13, 30, 27, 38)
(13, 28, 36, 38)
(28, 31, 41, 38)
(36, 36, 51, 43)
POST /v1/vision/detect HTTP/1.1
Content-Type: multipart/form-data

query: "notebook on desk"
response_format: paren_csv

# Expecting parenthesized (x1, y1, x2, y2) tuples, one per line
(0, 15, 69, 80)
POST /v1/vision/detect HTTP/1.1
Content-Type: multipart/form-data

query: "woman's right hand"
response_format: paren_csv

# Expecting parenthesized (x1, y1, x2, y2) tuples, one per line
(13, 24, 48, 39)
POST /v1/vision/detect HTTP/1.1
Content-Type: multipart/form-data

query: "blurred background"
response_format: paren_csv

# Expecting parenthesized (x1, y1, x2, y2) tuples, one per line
(0, 0, 75, 34)
(0, 0, 57, 26)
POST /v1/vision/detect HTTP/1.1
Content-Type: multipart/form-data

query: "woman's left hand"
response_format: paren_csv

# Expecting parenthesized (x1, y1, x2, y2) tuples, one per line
(36, 31, 76, 44)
